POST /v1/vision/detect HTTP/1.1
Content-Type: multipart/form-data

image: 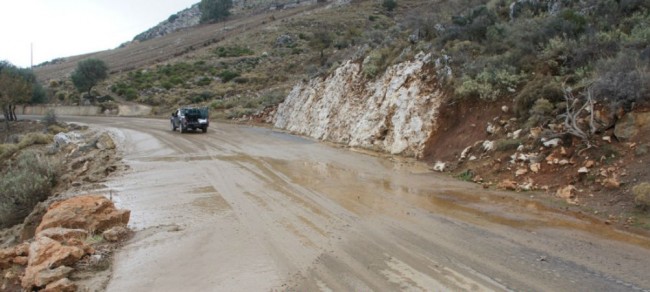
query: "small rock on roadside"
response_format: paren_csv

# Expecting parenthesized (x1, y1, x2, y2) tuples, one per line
(632, 182, 650, 208)
(556, 185, 578, 204)
(42, 277, 77, 292)
(102, 226, 131, 242)
(498, 179, 517, 191)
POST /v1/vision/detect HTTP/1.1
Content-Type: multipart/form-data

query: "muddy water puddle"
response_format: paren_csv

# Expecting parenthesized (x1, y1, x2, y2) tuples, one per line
(266, 156, 650, 249)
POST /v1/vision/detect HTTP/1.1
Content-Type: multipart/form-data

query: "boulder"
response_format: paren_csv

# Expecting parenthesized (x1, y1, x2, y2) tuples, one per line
(530, 163, 541, 173)
(103, 226, 131, 242)
(37, 228, 88, 242)
(433, 161, 446, 172)
(36, 195, 130, 234)
(22, 236, 85, 289)
(632, 182, 650, 208)
(497, 179, 517, 191)
(614, 112, 650, 141)
(515, 168, 528, 177)
(556, 185, 578, 204)
(43, 278, 77, 292)
(95, 133, 116, 150)
(33, 266, 74, 288)
(275, 34, 294, 47)
(602, 177, 620, 189)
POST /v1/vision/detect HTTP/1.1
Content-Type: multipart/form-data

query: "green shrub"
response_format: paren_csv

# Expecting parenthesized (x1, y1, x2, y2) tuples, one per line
(211, 100, 227, 109)
(513, 76, 563, 118)
(196, 77, 212, 86)
(456, 66, 526, 101)
(525, 98, 555, 128)
(0, 144, 19, 160)
(233, 77, 249, 84)
(218, 70, 240, 82)
(124, 88, 138, 101)
(43, 110, 58, 127)
(591, 51, 650, 110)
(214, 46, 254, 58)
(382, 0, 397, 12)
(458, 169, 474, 181)
(259, 91, 286, 107)
(362, 50, 385, 78)
(0, 151, 59, 228)
(226, 107, 257, 119)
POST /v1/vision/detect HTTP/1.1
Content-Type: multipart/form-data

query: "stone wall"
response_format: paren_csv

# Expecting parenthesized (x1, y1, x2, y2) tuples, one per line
(17, 105, 152, 117)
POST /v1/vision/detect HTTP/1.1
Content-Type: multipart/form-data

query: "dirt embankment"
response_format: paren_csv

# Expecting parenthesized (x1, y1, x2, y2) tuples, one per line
(0, 120, 130, 291)
(423, 99, 650, 231)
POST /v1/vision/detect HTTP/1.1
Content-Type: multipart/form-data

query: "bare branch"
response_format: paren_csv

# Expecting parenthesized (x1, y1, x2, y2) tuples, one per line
(561, 87, 594, 148)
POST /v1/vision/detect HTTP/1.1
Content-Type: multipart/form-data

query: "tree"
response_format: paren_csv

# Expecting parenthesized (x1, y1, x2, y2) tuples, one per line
(0, 65, 32, 132)
(199, 0, 233, 23)
(309, 30, 333, 65)
(71, 58, 108, 101)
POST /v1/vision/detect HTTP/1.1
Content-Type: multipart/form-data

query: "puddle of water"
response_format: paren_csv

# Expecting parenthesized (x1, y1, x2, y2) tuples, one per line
(267, 156, 650, 249)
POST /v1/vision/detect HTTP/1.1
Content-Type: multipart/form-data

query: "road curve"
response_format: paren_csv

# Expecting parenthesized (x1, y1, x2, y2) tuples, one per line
(61, 116, 650, 291)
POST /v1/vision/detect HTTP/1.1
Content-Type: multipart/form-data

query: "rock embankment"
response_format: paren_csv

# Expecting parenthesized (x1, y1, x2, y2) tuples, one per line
(0, 195, 130, 291)
(273, 53, 443, 157)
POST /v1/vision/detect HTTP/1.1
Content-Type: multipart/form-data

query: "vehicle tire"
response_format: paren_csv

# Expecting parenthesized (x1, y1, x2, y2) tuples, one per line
(202, 127, 207, 133)
(171, 122, 177, 131)
(180, 124, 186, 133)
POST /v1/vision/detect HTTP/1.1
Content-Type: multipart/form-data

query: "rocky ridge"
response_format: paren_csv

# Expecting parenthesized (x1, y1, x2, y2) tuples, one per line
(133, 4, 201, 42)
(273, 53, 443, 157)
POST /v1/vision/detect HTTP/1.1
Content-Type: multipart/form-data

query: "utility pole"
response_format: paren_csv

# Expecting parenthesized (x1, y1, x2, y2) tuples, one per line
(30, 43, 33, 68)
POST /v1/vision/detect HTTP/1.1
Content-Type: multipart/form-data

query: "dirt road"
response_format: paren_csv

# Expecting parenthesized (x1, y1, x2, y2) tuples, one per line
(61, 116, 650, 291)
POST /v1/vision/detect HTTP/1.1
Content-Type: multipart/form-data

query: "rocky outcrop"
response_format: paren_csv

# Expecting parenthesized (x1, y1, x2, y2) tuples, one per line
(133, 4, 201, 42)
(0, 195, 132, 290)
(36, 195, 130, 234)
(273, 53, 443, 157)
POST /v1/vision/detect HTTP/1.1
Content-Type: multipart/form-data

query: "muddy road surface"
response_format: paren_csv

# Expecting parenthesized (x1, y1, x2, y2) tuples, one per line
(59, 116, 650, 291)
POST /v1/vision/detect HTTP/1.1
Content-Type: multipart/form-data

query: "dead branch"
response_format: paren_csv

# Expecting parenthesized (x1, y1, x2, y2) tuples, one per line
(560, 87, 596, 148)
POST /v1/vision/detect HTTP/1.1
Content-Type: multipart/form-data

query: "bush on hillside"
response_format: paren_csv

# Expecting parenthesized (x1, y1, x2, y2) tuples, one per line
(0, 151, 59, 228)
(199, 0, 233, 23)
(214, 46, 254, 58)
(591, 51, 650, 111)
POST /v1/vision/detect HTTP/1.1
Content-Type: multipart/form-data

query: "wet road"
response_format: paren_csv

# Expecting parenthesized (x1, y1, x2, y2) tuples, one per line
(62, 116, 650, 291)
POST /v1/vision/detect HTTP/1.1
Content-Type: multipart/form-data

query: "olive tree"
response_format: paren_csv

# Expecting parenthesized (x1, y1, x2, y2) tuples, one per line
(71, 58, 108, 101)
(0, 62, 32, 132)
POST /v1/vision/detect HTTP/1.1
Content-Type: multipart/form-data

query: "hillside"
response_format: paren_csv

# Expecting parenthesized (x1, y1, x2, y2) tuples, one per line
(32, 0, 650, 229)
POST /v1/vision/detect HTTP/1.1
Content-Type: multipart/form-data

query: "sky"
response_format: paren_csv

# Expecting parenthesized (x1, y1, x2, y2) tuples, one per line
(0, 0, 198, 68)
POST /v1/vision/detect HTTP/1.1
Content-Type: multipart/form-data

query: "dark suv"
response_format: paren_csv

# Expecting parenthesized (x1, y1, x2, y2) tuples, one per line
(171, 107, 209, 133)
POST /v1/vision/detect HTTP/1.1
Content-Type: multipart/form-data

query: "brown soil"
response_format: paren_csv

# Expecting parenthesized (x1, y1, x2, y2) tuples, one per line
(422, 99, 650, 232)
